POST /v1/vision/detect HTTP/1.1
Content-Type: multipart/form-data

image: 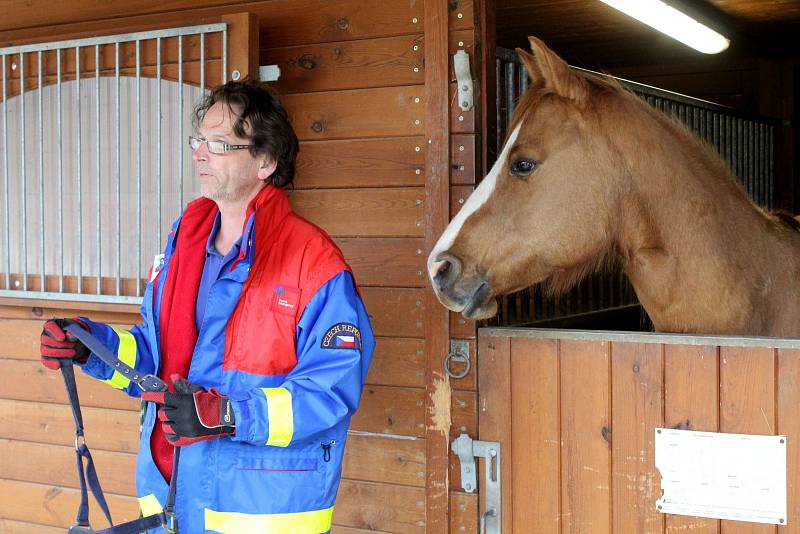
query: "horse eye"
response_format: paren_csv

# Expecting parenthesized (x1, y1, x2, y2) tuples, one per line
(509, 158, 538, 176)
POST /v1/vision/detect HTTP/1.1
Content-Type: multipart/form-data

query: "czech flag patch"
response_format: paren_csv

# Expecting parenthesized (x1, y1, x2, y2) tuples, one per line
(321, 323, 362, 351)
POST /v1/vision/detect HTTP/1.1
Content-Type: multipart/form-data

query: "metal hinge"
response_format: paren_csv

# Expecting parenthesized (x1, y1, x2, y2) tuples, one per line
(453, 50, 473, 111)
(451, 433, 502, 534)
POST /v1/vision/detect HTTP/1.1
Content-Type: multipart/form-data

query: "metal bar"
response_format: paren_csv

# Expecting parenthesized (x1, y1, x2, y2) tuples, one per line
(76, 46, 82, 293)
(0, 23, 228, 55)
(505, 62, 514, 131)
(95, 44, 101, 294)
(178, 35, 183, 210)
(200, 32, 205, 95)
(768, 126, 774, 207)
(2, 54, 8, 289)
(156, 37, 162, 249)
(38, 50, 44, 291)
(136, 39, 142, 297)
(57, 50, 63, 293)
(222, 28, 228, 84)
(20, 52, 27, 291)
(495, 59, 502, 157)
(115, 42, 121, 296)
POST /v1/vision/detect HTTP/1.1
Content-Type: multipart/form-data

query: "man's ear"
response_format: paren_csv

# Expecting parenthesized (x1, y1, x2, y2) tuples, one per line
(258, 159, 278, 181)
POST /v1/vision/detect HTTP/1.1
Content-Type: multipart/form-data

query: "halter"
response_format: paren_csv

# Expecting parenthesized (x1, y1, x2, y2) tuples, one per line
(58, 325, 179, 534)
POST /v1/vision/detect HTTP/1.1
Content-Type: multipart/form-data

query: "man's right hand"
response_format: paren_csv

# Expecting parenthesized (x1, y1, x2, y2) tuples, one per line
(40, 318, 90, 370)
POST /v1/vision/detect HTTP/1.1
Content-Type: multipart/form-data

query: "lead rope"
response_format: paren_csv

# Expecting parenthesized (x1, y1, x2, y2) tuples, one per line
(59, 359, 179, 534)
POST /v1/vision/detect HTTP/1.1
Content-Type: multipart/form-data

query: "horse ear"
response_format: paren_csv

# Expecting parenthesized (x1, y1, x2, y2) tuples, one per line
(518, 36, 587, 101)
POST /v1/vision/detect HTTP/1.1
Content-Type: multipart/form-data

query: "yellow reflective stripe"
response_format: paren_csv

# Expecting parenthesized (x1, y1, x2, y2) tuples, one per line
(103, 327, 136, 390)
(138, 494, 163, 517)
(205, 505, 333, 534)
(261, 387, 293, 447)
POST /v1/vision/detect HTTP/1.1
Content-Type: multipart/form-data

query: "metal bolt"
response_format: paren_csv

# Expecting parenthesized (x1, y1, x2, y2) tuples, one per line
(414, 97, 420, 103)
(457, 13, 463, 18)
(459, 198, 465, 204)
(412, 17, 418, 23)
(415, 169, 421, 175)
(10, 62, 16, 71)
(458, 115, 464, 122)
(459, 145, 465, 151)
(461, 101, 469, 108)
(416, 199, 422, 205)
(413, 67, 419, 73)
(414, 119, 421, 125)
(416, 221, 422, 227)
(417, 270, 423, 276)
(417, 249, 423, 255)
(458, 41, 464, 47)
(490, 449, 497, 457)
(413, 45, 419, 51)
(415, 146, 421, 152)
(459, 165, 465, 171)
(231, 69, 241, 81)
(465, 467, 471, 473)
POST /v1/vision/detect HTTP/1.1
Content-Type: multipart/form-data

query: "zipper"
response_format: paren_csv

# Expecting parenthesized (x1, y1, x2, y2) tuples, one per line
(321, 439, 337, 462)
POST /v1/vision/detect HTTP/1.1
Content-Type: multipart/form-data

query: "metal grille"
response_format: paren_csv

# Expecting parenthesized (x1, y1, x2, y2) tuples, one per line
(491, 47, 777, 327)
(0, 23, 228, 304)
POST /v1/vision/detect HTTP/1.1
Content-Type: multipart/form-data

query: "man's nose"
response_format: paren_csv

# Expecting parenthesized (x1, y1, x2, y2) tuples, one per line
(192, 143, 209, 162)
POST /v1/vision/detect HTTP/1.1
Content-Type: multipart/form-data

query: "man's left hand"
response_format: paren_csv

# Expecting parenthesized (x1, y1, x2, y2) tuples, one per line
(142, 375, 236, 446)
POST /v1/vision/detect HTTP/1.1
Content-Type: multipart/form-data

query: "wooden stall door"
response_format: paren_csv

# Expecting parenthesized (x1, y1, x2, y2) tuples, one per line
(478, 329, 800, 534)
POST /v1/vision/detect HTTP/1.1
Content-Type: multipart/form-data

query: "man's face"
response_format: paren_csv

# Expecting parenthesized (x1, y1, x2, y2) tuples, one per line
(192, 102, 266, 205)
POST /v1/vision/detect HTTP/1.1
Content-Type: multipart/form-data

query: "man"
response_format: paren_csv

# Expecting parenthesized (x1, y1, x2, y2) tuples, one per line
(40, 79, 374, 533)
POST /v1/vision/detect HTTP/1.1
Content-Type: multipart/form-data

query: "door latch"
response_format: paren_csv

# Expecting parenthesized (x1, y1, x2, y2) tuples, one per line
(451, 433, 502, 533)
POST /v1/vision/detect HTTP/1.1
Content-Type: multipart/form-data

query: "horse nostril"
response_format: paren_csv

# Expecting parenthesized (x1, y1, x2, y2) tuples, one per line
(432, 253, 462, 292)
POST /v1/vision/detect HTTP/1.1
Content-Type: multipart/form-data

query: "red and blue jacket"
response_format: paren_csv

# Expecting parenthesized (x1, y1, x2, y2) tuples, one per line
(79, 185, 374, 533)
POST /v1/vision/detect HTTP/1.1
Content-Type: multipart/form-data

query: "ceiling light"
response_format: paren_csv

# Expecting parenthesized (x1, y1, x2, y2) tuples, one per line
(600, 0, 730, 54)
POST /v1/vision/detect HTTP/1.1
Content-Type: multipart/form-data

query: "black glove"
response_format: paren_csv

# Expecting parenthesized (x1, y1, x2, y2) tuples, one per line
(40, 318, 90, 370)
(142, 375, 236, 446)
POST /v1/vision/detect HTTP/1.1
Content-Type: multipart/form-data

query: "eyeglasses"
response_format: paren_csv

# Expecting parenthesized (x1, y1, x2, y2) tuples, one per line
(189, 136, 253, 155)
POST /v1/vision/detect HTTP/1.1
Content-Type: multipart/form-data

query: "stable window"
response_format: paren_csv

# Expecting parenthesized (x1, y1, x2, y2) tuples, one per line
(0, 23, 228, 303)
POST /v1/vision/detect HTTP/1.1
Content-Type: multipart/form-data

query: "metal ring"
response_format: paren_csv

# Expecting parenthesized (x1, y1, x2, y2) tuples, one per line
(444, 352, 471, 379)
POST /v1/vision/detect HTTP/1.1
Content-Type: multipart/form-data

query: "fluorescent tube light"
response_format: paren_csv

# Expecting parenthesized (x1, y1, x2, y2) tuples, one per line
(600, 0, 730, 54)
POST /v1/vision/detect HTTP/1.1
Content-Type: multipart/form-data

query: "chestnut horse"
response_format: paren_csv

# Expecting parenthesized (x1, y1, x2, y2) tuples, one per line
(429, 37, 800, 337)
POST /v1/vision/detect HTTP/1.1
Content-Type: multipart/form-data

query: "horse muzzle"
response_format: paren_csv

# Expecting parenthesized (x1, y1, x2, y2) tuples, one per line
(430, 253, 498, 319)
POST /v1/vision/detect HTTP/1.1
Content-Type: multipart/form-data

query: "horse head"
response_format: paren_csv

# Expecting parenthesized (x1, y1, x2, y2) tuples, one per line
(429, 37, 627, 320)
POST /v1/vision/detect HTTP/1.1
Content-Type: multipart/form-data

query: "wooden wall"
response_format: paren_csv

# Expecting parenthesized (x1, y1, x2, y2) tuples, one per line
(0, 1, 484, 532)
(478, 328, 800, 534)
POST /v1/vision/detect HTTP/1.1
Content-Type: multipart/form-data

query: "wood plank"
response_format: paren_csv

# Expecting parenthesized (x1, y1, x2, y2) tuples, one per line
(664, 344, 720, 534)
(0, 358, 141, 411)
(290, 187, 424, 238)
(477, 334, 511, 533)
(778, 349, 800, 534)
(0, 477, 424, 532)
(0, 1, 425, 48)
(263, 35, 424, 93)
(2, 427, 424, 490)
(451, 390, 477, 439)
(1, 399, 140, 453)
(334, 479, 425, 533)
(719, 346, 776, 534)
(450, 81, 476, 133)
(0, 302, 140, 324)
(450, 0, 475, 30)
(336, 237, 426, 288)
(0, 439, 138, 496)
(611, 342, 664, 534)
(282, 86, 424, 141)
(559, 339, 611, 533)
(0, 478, 138, 529)
(510, 337, 560, 533)
(361, 287, 425, 338)
(343, 434, 425, 487)
(3, 358, 424, 438)
(295, 137, 425, 189)
(367, 337, 425, 388)
(451, 134, 477, 185)
(450, 311, 476, 339)
(221, 12, 258, 82)
(450, 185, 475, 219)
(351, 385, 424, 438)
(450, 491, 478, 534)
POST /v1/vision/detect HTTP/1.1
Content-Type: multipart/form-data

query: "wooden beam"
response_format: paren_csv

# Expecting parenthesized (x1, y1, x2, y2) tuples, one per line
(221, 12, 258, 81)
(423, 0, 451, 532)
